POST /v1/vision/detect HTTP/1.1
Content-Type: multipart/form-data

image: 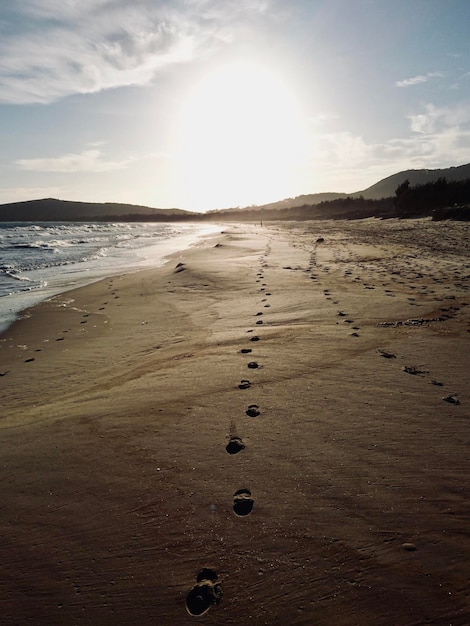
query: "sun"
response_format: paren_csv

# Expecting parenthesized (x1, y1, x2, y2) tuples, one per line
(176, 62, 306, 210)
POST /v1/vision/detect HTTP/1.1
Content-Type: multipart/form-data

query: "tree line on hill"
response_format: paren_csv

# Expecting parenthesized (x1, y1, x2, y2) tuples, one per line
(203, 177, 470, 221)
(394, 177, 470, 220)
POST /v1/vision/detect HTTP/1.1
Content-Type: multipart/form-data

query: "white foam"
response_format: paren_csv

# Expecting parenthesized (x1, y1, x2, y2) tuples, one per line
(0, 223, 220, 334)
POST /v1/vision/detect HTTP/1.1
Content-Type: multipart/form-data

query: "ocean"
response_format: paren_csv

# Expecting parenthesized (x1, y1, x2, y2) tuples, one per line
(0, 221, 218, 333)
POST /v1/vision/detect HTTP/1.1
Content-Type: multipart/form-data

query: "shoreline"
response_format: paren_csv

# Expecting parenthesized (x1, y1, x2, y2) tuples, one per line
(1, 219, 469, 625)
(0, 222, 220, 335)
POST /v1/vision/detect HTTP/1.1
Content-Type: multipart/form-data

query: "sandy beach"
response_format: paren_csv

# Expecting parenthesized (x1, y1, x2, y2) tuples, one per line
(0, 218, 469, 625)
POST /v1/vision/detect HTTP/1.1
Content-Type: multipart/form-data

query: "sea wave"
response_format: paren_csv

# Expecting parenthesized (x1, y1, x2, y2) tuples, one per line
(0, 222, 219, 333)
(3, 269, 33, 282)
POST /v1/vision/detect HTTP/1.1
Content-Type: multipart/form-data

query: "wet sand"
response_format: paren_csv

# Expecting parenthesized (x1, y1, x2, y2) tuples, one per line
(0, 218, 469, 625)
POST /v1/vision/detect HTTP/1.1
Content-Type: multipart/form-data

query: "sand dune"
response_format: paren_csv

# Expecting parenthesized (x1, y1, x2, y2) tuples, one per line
(0, 219, 469, 625)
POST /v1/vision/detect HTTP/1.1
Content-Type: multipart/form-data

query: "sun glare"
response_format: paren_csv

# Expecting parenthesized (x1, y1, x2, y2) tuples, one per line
(177, 62, 306, 210)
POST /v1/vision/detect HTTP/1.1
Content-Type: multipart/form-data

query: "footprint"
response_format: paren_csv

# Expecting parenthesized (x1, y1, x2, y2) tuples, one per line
(226, 436, 245, 454)
(24, 358, 35, 363)
(379, 349, 396, 359)
(186, 569, 222, 616)
(239, 348, 252, 354)
(247, 362, 259, 369)
(250, 336, 261, 342)
(256, 320, 263, 325)
(233, 488, 254, 516)
(238, 380, 251, 389)
(246, 404, 260, 417)
(403, 365, 428, 375)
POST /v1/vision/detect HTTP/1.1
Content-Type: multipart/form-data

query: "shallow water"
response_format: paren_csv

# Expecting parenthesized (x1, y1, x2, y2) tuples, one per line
(0, 221, 218, 333)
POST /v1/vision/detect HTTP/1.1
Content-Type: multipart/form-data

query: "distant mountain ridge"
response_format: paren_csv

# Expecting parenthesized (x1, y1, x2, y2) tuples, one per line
(1, 162, 469, 221)
(0, 198, 196, 221)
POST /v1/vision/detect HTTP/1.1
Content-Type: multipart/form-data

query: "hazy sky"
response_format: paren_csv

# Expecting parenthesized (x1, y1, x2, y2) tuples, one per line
(1, 0, 470, 211)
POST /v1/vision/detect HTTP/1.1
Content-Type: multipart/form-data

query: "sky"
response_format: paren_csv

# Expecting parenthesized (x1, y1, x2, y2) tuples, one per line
(1, 0, 470, 212)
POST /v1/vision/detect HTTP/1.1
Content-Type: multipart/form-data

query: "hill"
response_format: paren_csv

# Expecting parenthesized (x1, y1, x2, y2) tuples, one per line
(0, 198, 197, 222)
(251, 192, 348, 211)
(249, 163, 470, 211)
(355, 163, 470, 200)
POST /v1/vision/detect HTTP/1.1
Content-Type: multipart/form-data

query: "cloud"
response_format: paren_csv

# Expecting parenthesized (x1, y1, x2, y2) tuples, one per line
(0, 0, 271, 104)
(16, 149, 133, 172)
(401, 102, 470, 169)
(409, 104, 439, 134)
(395, 72, 444, 88)
(305, 104, 470, 193)
(408, 102, 470, 134)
